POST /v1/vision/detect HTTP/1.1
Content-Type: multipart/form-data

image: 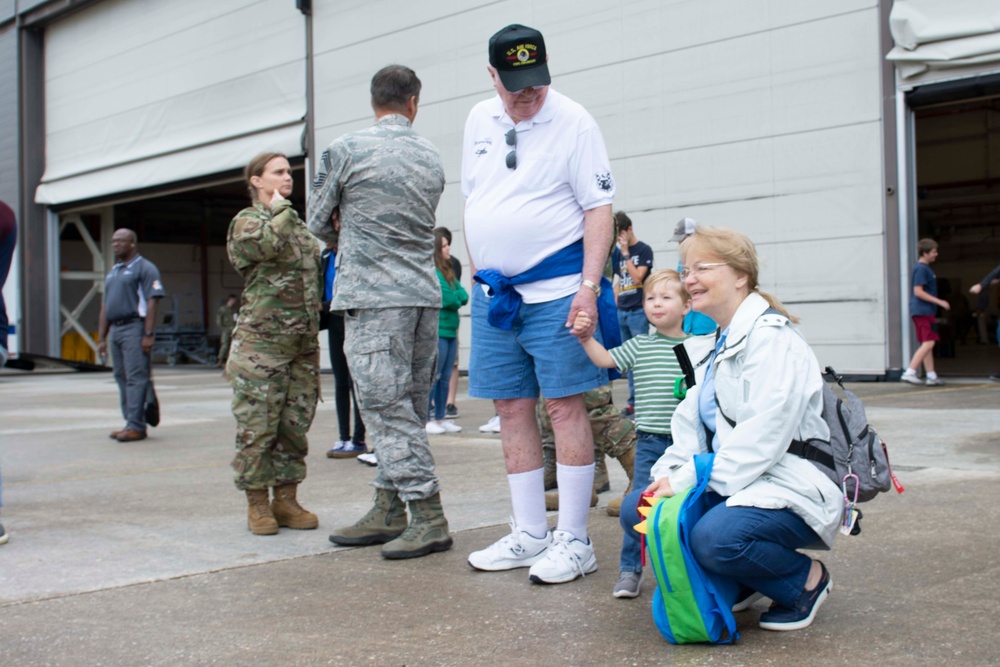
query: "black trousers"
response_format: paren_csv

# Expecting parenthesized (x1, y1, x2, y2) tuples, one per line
(328, 313, 365, 444)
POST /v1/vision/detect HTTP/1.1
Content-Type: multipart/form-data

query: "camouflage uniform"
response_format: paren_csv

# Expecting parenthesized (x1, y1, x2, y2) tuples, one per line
(216, 303, 236, 364)
(538, 384, 637, 476)
(226, 199, 321, 491)
(308, 114, 446, 502)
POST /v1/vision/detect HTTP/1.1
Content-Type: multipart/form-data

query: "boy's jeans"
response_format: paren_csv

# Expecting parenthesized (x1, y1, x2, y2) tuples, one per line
(618, 430, 671, 572)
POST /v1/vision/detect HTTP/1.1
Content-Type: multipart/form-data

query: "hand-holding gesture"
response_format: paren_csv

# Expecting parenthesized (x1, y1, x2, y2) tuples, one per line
(567, 290, 598, 341)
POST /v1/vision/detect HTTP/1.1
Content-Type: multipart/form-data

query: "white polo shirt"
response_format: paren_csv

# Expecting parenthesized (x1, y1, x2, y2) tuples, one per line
(462, 89, 615, 303)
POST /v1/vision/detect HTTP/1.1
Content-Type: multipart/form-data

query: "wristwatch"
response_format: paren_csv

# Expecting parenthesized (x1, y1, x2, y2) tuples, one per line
(144, 331, 155, 337)
(581, 279, 601, 297)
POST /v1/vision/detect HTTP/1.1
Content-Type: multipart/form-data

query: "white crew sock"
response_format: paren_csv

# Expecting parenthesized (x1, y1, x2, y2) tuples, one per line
(903, 368, 917, 376)
(926, 371, 938, 380)
(507, 468, 548, 539)
(555, 462, 595, 542)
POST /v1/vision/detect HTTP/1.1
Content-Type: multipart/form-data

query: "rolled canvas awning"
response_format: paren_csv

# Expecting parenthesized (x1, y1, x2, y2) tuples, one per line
(887, 0, 1000, 82)
(35, 0, 306, 206)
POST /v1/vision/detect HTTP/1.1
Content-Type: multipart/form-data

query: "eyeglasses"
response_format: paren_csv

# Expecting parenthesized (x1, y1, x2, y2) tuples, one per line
(679, 263, 727, 280)
(505, 128, 517, 170)
(508, 85, 543, 96)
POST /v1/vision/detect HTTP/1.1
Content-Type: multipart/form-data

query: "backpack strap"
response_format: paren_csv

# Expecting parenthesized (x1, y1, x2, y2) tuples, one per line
(787, 439, 835, 470)
(713, 309, 834, 469)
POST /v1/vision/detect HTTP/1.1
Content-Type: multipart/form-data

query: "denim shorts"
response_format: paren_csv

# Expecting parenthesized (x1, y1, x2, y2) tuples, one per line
(468, 286, 608, 400)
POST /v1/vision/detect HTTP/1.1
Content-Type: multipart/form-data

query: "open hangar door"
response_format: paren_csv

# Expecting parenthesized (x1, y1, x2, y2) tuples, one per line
(56, 164, 308, 366)
(909, 75, 1000, 377)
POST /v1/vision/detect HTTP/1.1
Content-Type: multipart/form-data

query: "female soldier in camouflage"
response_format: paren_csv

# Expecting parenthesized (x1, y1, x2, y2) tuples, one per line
(226, 153, 322, 535)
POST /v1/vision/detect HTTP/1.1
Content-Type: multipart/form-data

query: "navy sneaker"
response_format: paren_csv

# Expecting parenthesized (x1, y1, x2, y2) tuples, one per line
(759, 562, 831, 631)
(445, 403, 459, 418)
(328, 442, 367, 459)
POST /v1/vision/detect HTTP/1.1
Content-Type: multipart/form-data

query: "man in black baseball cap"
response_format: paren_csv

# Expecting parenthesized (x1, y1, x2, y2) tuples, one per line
(488, 24, 551, 92)
(463, 23, 618, 587)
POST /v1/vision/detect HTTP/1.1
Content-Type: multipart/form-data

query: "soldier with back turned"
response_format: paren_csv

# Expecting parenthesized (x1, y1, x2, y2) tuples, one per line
(308, 64, 451, 561)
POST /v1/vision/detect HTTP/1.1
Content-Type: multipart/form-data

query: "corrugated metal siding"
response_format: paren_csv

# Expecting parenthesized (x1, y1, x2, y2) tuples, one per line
(311, 1, 887, 373)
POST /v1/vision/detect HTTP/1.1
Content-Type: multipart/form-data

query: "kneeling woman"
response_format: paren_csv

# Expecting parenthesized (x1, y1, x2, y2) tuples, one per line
(628, 226, 841, 631)
(226, 152, 322, 535)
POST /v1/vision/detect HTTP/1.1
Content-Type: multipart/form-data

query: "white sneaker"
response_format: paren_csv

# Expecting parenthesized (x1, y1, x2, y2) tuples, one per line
(901, 372, 923, 386)
(468, 520, 552, 571)
(478, 415, 501, 433)
(925, 376, 945, 386)
(356, 452, 377, 467)
(528, 529, 597, 584)
(425, 421, 446, 435)
(441, 419, 463, 433)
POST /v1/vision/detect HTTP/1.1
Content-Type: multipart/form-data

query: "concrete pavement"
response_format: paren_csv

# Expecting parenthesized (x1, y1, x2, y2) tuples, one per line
(0, 367, 998, 666)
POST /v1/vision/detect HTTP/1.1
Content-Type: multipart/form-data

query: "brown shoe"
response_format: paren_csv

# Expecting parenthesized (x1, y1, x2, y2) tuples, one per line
(109, 430, 123, 440)
(116, 429, 147, 442)
(246, 489, 278, 535)
(271, 483, 318, 530)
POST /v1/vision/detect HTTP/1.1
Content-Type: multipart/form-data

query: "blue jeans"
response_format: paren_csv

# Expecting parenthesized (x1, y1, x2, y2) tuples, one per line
(619, 490, 819, 606)
(428, 336, 457, 421)
(619, 431, 672, 572)
(616, 308, 649, 404)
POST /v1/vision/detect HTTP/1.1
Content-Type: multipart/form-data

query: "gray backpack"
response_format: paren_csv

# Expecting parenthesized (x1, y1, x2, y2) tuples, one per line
(789, 367, 901, 505)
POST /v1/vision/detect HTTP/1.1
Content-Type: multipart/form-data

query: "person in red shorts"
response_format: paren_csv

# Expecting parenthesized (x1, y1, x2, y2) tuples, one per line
(902, 238, 951, 386)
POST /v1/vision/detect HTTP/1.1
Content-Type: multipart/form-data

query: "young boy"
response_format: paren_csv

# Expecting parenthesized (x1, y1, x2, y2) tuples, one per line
(902, 238, 951, 386)
(574, 269, 690, 598)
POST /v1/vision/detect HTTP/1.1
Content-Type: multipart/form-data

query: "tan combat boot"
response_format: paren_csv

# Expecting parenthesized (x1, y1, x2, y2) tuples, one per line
(381, 492, 453, 560)
(246, 489, 279, 535)
(544, 488, 599, 511)
(329, 488, 407, 546)
(607, 446, 637, 517)
(271, 483, 319, 530)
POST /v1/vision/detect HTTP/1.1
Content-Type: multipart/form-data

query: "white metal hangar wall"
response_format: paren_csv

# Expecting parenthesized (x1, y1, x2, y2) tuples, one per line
(29, 0, 308, 357)
(36, 0, 307, 205)
(310, 0, 890, 374)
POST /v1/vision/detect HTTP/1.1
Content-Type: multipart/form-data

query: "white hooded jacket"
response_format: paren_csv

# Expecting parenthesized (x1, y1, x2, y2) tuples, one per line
(650, 292, 842, 548)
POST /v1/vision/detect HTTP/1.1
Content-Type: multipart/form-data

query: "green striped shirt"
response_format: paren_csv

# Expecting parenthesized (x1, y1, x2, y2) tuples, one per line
(609, 333, 688, 434)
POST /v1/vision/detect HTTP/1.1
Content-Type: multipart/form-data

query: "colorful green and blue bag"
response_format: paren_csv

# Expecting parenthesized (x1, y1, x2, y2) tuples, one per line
(638, 453, 740, 644)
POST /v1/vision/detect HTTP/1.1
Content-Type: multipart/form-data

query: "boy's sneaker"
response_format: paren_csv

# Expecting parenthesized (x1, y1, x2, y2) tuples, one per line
(901, 372, 923, 386)
(925, 376, 945, 386)
(0, 522, 8, 545)
(468, 521, 552, 571)
(445, 403, 459, 418)
(612, 570, 643, 598)
(528, 529, 597, 584)
(357, 452, 378, 467)
(329, 442, 366, 458)
(441, 420, 463, 433)
(478, 415, 501, 433)
(425, 421, 446, 435)
(620, 404, 635, 419)
(759, 561, 831, 631)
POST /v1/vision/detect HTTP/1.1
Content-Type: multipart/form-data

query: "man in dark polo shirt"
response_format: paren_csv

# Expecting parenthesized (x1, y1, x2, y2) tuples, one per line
(611, 211, 653, 416)
(97, 229, 165, 442)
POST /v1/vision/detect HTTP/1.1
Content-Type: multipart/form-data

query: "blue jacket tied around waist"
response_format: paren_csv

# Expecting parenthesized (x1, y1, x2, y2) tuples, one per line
(473, 239, 621, 379)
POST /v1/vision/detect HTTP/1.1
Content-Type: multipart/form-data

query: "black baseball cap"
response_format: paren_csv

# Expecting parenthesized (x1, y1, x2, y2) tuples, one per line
(488, 24, 550, 91)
